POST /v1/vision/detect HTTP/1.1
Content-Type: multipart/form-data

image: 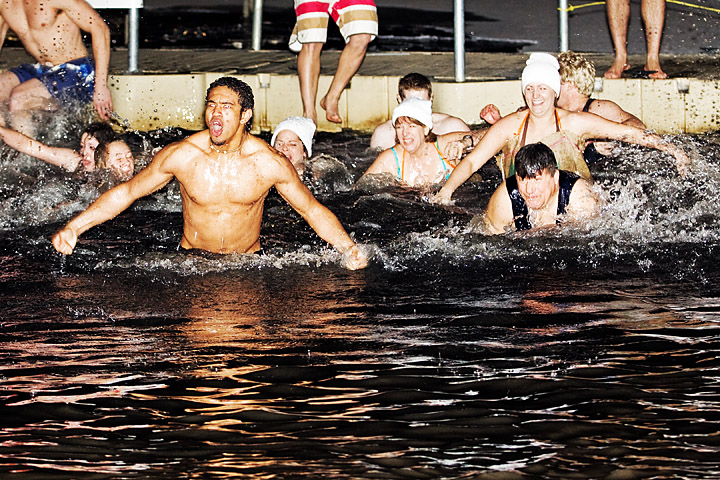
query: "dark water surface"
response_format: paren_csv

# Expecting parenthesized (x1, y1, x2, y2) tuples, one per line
(2, 128, 720, 479)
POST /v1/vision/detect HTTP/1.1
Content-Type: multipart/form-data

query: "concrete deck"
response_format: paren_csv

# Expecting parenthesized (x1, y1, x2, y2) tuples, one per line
(2, 47, 718, 134)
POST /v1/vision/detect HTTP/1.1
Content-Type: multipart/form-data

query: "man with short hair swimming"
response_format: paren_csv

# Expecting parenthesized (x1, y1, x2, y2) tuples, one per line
(484, 142, 597, 234)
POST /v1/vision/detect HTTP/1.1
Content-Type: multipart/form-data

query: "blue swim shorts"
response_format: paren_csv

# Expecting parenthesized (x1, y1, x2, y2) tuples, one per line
(10, 57, 95, 104)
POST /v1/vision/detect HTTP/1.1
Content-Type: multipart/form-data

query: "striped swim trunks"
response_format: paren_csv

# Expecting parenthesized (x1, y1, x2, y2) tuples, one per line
(289, 0, 378, 53)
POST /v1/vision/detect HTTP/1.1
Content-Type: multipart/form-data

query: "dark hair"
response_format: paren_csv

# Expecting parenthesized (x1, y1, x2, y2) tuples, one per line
(207, 77, 255, 131)
(83, 122, 115, 144)
(399, 73, 432, 98)
(515, 143, 557, 178)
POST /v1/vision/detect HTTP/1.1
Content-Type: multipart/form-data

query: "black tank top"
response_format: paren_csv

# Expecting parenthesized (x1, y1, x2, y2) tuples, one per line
(581, 98, 605, 164)
(505, 170, 580, 231)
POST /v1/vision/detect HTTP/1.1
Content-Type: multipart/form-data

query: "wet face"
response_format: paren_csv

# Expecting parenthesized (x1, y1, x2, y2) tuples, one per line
(79, 133, 99, 171)
(205, 86, 247, 146)
(274, 129, 306, 167)
(523, 82, 556, 115)
(517, 168, 559, 211)
(394, 117, 429, 154)
(105, 141, 135, 180)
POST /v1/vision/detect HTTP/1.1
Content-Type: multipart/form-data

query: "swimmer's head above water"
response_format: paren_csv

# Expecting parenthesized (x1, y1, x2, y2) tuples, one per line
(79, 122, 115, 172)
(94, 139, 135, 180)
(271, 116, 316, 174)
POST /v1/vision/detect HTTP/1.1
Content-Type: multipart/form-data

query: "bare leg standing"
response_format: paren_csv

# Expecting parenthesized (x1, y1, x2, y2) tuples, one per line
(319, 33, 371, 124)
(605, 0, 631, 79)
(642, 0, 667, 78)
(298, 42, 324, 124)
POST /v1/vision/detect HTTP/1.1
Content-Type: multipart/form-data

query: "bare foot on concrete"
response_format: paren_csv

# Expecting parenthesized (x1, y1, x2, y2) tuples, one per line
(320, 95, 342, 124)
(604, 59, 630, 79)
(645, 62, 668, 79)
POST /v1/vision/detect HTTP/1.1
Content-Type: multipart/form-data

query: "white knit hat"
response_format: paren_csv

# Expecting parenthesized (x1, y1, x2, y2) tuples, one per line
(392, 97, 433, 129)
(271, 117, 316, 157)
(521, 52, 561, 97)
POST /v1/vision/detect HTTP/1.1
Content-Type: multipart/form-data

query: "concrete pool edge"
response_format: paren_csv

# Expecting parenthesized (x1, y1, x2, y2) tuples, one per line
(109, 72, 720, 135)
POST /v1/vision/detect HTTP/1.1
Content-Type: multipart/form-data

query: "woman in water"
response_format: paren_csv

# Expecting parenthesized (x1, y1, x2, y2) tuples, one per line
(432, 53, 690, 204)
(271, 116, 316, 177)
(360, 97, 462, 188)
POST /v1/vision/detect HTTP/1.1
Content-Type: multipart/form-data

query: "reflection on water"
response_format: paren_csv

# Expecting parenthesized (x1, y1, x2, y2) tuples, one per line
(1, 129, 720, 478)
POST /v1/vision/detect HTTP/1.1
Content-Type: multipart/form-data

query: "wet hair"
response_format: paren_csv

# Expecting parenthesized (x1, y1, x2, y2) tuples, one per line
(94, 139, 129, 170)
(393, 116, 437, 143)
(557, 51, 595, 97)
(515, 143, 558, 179)
(398, 73, 432, 99)
(83, 122, 115, 144)
(207, 76, 255, 131)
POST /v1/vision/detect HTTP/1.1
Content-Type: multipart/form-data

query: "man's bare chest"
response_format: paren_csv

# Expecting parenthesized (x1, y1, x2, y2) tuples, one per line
(177, 165, 270, 207)
(3, 2, 63, 37)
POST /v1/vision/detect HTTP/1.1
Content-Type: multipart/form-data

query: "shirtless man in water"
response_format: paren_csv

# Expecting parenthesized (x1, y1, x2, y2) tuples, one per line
(52, 77, 368, 270)
(0, 0, 112, 129)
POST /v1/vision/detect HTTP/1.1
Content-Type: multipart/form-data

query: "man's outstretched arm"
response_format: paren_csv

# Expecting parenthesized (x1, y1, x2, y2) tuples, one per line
(52, 146, 178, 254)
(273, 155, 368, 270)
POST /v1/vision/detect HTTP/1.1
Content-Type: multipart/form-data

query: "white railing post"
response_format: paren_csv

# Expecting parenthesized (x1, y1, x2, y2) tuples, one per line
(128, 7, 140, 72)
(454, 0, 465, 82)
(559, 0, 569, 51)
(252, 0, 264, 51)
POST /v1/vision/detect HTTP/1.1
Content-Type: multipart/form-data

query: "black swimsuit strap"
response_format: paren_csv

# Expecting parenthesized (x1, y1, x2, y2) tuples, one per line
(582, 98, 595, 113)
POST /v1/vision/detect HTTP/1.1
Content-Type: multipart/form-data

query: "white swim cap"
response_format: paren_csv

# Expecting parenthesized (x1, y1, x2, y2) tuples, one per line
(271, 116, 316, 157)
(521, 52, 561, 98)
(392, 97, 433, 130)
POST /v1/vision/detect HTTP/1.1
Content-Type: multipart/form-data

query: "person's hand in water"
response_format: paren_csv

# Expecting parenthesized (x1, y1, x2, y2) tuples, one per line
(52, 226, 78, 255)
(428, 188, 453, 206)
(343, 244, 368, 270)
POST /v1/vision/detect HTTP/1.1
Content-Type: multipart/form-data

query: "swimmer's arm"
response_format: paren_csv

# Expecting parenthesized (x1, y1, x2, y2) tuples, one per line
(0, 125, 80, 171)
(58, 0, 112, 118)
(484, 181, 513, 235)
(432, 120, 509, 204)
(576, 113, 690, 174)
(52, 149, 176, 254)
(439, 128, 488, 163)
(274, 159, 367, 270)
(566, 179, 598, 219)
(593, 100, 645, 129)
(369, 121, 395, 150)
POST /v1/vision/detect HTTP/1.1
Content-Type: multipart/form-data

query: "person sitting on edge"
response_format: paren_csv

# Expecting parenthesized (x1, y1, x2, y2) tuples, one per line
(431, 53, 689, 205)
(360, 97, 462, 188)
(0, 122, 115, 173)
(271, 116, 316, 177)
(480, 51, 645, 164)
(370, 72, 470, 150)
(484, 142, 597, 234)
(0, 0, 113, 132)
(52, 77, 368, 270)
(93, 139, 135, 181)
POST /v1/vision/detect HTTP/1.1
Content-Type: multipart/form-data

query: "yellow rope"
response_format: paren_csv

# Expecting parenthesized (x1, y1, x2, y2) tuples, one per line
(561, 0, 720, 14)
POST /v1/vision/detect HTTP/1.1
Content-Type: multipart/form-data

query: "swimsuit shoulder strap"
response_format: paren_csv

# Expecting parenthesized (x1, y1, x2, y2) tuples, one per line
(582, 98, 595, 112)
(555, 109, 561, 132)
(390, 146, 403, 181)
(519, 111, 531, 148)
